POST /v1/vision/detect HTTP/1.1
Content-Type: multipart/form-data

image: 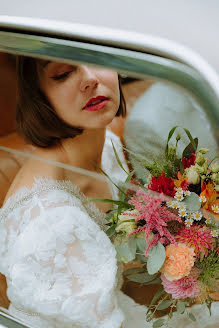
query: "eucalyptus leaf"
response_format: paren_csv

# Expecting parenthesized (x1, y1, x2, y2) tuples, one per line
(177, 301, 186, 314)
(157, 300, 173, 310)
(147, 242, 166, 275)
(136, 254, 148, 263)
(127, 272, 157, 284)
(183, 192, 201, 212)
(142, 276, 161, 285)
(188, 312, 196, 322)
(136, 238, 147, 254)
(123, 267, 145, 275)
(153, 318, 165, 328)
(116, 238, 136, 263)
(149, 286, 165, 306)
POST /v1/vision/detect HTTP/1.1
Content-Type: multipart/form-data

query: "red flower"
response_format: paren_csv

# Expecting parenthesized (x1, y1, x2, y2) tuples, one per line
(181, 150, 196, 169)
(148, 172, 176, 197)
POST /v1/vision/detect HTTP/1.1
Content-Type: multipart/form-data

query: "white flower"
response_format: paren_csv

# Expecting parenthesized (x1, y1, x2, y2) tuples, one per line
(205, 217, 212, 224)
(179, 209, 187, 217)
(211, 230, 219, 238)
(178, 204, 186, 211)
(138, 195, 144, 202)
(199, 195, 207, 203)
(186, 213, 193, 220)
(174, 193, 184, 201)
(185, 165, 200, 185)
(184, 190, 191, 196)
(172, 201, 180, 209)
(115, 222, 137, 234)
(193, 212, 202, 221)
(211, 205, 219, 214)
(175, 187, 183, 194)
(185, 218, 194, 227)
(167, 201, 174, 208)
(144, 183, 148, 188)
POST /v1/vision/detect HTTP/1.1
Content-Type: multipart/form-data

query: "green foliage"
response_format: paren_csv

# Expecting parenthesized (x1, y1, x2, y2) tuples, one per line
(182, 192, 201, 212)
(127, 272, 158, 284)
(198, 249, 219, 288)
(115, 237, 136, 263)
(152, 318, 165, 328)
(147, 242, 166, 275)
(176, 300, 186, 314)
(182, 138, 198, 158)
(157, 300, 173, 310)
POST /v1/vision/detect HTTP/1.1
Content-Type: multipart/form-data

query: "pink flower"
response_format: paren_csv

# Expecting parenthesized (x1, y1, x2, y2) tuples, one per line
(128, 191, 182, 256)
(161, 267, 201, 299)
(175, 224, 216, 259)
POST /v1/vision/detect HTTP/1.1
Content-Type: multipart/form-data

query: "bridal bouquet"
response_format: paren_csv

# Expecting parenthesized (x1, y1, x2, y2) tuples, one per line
(96, 127, 219, 327)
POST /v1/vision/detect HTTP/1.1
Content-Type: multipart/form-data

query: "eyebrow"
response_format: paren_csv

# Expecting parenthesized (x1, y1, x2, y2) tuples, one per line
(42, 60, 51, 68)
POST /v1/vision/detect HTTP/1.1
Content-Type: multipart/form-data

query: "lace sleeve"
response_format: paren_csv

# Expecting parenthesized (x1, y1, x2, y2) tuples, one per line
(0, 189, 124, 328)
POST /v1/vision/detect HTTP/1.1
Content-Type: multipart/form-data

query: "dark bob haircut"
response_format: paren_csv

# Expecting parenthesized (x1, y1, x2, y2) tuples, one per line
(16, 56, 126, 148)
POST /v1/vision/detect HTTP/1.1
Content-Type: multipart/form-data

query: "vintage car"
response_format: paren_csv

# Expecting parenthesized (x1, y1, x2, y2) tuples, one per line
(0, 13, 218, 328)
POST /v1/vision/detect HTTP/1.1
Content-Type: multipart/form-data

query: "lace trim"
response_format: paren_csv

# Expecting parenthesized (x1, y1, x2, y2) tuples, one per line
(0, 177, 108, 232)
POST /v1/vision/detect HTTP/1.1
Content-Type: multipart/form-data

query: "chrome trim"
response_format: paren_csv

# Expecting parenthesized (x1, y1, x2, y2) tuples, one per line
(0, 307, 36, 328)
(0, 17, 218, 143)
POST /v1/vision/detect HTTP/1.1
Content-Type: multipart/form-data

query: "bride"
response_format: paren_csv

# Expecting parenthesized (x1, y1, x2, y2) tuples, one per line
(0, 56, 218, 328)
(0, 56, 148, 328)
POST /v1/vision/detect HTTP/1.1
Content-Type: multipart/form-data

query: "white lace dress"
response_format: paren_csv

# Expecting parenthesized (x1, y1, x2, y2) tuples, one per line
(0, 130, 218, 328)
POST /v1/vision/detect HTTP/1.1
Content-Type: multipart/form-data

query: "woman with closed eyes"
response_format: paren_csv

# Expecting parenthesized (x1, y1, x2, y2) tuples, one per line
(0, 56, 149, 328)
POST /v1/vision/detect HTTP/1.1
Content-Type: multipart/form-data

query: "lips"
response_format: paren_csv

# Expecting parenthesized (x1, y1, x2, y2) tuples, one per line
(83, 96, 108, 111)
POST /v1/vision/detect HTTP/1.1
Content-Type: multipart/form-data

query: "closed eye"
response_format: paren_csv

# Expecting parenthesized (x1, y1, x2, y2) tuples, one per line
(51, 71, 72, 81)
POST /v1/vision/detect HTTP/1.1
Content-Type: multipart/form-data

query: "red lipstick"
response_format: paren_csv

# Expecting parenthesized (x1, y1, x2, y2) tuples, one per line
(83, 96, 108, 112)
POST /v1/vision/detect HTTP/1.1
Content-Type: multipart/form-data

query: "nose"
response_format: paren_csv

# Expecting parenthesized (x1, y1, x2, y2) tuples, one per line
(79, 65, 99, 92)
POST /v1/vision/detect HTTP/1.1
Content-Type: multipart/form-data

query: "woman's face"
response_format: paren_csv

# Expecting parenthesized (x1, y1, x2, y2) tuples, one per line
(38, 61, 120, 129)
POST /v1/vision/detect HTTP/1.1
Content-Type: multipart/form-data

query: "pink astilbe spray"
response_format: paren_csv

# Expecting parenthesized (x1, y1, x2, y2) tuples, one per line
(127, 191, 182, 256)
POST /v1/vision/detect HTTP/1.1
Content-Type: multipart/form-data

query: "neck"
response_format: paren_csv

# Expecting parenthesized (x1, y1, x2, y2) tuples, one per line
(59, 128, 106, 171)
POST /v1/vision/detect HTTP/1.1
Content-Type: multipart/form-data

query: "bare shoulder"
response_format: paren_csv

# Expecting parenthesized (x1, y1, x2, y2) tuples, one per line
(3, 148, 64, 204)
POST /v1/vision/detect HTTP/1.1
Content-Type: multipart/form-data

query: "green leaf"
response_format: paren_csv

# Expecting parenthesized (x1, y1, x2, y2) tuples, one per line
(183, 128, 197, 152)
(106, 225, 116, 237)
(176, 300, 186, 314)
(157, 300, 173, 310)
(149, 286, 165, 306)
(123, 267, 145, 275)
(92, 162, 127, 196)
(167, 126, 178, 143)
(147, 242, 166, 275)
(182, 137, 198, 158)
(116, 237, 136, 263)
(111, 141, 129, 174)
(165, 126, 178, 156)
(143, 276, 161, 285)
(182, 192, 201, 212)
(87, 198, 132, 208)
(153, 318, 165, 328)
(127, 272, 157, 284)
(136, 238, 147, 254)
(136, 254, 148, 263)
(188, 312, 196, 322)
